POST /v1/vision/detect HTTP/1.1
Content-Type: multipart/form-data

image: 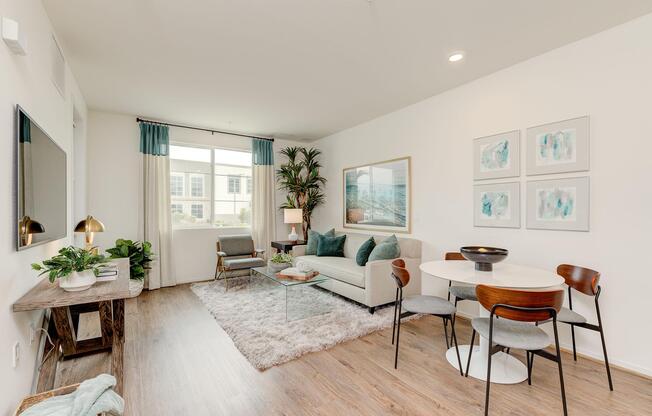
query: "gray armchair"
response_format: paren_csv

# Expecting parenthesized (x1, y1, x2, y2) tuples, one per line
(214, 235, 265, 290)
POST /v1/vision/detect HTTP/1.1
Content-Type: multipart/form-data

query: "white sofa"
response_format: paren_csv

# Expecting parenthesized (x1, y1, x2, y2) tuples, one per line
(291, 232, 422, 313)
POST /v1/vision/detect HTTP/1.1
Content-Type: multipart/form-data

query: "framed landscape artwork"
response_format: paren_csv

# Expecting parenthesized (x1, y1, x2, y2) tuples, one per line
(473, 130, 520, 180)
(473, 182, 520, 228)
(526, 116, 589, 175)
(343, 157, 410, 233)
(526, 177, 589, 231)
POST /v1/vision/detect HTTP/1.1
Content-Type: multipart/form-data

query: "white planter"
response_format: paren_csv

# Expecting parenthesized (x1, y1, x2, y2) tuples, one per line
(267, 261, 291, 272)
(59, 270, 97, 292)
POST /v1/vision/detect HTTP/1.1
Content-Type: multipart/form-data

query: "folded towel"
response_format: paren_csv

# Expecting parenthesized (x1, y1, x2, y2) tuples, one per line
(21, 374, 124, 416)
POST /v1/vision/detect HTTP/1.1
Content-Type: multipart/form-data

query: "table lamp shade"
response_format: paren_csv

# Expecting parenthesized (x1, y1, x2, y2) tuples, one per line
(74, 215, 105, 233)
(284, 208, 303, 224)
(75, 215, 105, 251)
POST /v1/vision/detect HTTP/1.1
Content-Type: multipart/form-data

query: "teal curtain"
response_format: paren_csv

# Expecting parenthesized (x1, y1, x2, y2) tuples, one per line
(19, 112, 31, 143)
(252, 138, 274, 165)
(139, 122, 169, 156)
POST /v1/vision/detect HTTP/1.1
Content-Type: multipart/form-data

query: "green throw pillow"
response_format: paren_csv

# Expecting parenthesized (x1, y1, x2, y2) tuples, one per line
(316, 234, 347, 257)
(356, 237, 376, 266)
(305, 228, 335, 255)
(368, 235, 401, 262)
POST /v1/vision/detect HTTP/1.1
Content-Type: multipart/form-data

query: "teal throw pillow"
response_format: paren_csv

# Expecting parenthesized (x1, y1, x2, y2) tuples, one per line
(316, 234, 347, 257)
(305, 228, 335, 255)
(368, 235, 401, 262)
(356, 237, 376, 266)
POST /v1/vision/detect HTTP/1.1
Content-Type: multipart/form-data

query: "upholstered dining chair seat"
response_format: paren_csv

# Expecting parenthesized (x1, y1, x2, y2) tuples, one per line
(223, 257, 266, 270)
(472, 317, 551, 351)
(448, 285, 478, 301)
(557, 307, 587, 324)
(402, 295, 456, 315)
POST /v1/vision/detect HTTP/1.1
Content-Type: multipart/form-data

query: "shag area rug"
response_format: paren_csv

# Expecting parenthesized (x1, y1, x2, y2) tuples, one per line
(191, 276, 414, 370)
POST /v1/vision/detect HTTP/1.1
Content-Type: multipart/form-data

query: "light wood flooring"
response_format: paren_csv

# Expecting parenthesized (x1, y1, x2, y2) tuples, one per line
(55, 285, 652, 415)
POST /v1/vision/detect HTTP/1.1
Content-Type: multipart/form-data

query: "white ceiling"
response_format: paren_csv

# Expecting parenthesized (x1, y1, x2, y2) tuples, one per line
(44, 0, 652, 141)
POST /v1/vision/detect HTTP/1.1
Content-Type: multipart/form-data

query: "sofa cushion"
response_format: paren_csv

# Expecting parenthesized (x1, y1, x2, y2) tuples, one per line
(368, 234, 401, 262)
(306, 228, 335, 255)
(316, 234, 346, 257)
(356, 237, 376, 266)
(296, 255, 365, 288)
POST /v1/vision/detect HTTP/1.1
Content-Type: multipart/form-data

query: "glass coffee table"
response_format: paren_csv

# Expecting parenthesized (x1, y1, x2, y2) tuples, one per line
(251, 267, 334, 321)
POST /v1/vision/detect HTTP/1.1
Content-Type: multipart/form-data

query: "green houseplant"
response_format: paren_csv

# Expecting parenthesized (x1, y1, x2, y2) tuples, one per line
(31, 246, 107, 292)
(276, 146, 326, 239)
(106, 239, 154, 281)
(268, 252, 293, 272)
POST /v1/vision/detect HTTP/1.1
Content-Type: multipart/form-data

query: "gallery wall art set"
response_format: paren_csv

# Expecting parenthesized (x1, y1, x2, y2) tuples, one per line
(473, 116, 590, 231)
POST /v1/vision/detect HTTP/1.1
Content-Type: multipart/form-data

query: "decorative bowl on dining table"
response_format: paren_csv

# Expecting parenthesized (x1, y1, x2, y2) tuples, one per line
(460, 246, 508, 272)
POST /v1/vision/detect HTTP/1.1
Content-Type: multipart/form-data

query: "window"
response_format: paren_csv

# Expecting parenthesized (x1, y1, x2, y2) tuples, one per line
(170, 144, 252, 228)
(228, 176, 241, 194)
(190, 175, 204, 198)
(191, 204, 204, 219)
(170, 174, 184, 197)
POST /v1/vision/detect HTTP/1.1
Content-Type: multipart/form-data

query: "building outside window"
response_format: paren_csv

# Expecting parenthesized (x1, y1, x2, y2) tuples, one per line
(170, 144, 252, 228)
(170, 174, 184, 197)
(228, 175, 241, 194)
(190, 175, 204, 198)
(191, 204, 204, 219)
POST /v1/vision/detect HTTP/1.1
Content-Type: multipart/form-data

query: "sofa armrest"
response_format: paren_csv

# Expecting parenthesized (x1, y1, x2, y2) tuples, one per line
(291, 244, 307, 257)
(364, 257, 422, 307)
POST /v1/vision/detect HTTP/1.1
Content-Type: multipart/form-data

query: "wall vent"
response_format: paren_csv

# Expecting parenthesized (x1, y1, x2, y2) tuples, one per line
(51, 35, 66, 97)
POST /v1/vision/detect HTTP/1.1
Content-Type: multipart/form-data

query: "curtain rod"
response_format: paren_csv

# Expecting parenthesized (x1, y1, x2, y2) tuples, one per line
(136, 117, 274, 142)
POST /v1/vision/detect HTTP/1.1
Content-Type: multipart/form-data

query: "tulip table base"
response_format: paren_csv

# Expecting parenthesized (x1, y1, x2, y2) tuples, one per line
(446, 345, 528, 384)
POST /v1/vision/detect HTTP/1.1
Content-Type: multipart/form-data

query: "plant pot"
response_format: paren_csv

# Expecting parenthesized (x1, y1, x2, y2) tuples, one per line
(267, 261, 291, 273)
(58, 270, 97, 292)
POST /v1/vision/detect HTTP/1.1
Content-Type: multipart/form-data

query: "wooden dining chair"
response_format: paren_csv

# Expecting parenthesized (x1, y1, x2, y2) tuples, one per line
(466, 285, 567, 416)
(444, 252, 474, 344)
(390, 259, 463, 374)
(549, 264, 613, 390)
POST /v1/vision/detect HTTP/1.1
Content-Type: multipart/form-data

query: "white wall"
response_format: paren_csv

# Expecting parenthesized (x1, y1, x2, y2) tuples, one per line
(86, 110, 304, 283)
(313, 14, 652, 376)
(0, 0, 88, 413)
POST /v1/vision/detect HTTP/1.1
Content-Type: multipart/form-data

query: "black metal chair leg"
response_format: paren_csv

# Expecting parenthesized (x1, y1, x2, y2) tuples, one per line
(553, 321, 568, 416)
(450, 297, 459, 345)
(465, 329, 476, 377)
(570, 324, 577, 361)
(443, 317, 450, 350)
(484, 331, 493, 416)
(598, 324, 614, 391)
(392, 288, 398, 345)
(394, 299, 402, 369)
(450, 316, 463, 376)
(527, 351, 534, 385)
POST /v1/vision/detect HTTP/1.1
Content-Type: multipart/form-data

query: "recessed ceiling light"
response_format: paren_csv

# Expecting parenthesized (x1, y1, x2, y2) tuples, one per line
(448, 52, 465, 62)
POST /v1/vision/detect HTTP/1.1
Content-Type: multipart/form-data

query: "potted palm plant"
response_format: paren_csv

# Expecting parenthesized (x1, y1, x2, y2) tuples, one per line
(276, 146, 326, 239)
(31, 246, 107, 292)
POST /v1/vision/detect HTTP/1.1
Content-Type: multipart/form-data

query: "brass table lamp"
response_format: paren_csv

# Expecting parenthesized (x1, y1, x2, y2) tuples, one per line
(75, 215, 105, 251)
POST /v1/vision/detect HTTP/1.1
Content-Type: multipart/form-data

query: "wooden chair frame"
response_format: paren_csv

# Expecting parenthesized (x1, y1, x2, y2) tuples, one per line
(555, 264, 613, 390)
(466, 286, 567, 416)
(214, 240, 265, 291)
(390, 259, 463, 375)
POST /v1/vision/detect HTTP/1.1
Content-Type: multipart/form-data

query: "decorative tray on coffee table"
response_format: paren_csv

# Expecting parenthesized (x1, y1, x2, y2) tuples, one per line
(275, 271, 320, 281)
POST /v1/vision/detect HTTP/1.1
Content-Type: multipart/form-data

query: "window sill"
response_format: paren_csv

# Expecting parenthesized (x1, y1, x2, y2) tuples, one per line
(172, 225, 251, 231)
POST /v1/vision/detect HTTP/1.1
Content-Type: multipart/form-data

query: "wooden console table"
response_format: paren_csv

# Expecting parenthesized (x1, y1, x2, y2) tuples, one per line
(13, 258, 137, 394)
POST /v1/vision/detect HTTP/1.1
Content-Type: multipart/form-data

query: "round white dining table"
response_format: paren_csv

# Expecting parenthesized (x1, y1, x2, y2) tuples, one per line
(419, 260, 564, 384)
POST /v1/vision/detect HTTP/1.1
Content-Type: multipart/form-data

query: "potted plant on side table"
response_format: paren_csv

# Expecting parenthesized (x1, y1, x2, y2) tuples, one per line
(31, 246, 107, 292)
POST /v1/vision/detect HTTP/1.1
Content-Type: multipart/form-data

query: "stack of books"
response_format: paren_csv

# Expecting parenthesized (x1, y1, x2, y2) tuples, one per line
(96, 264, 118, 282)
